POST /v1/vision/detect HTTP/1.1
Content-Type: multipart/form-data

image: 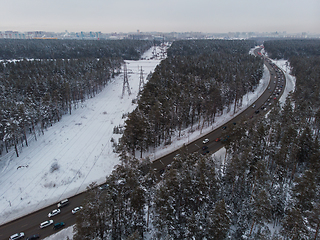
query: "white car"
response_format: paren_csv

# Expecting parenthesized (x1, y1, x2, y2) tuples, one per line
(9, 232, 24, 240)
(72, 206, 83, 214)
(57, 199, 69, 208)
(48, 209, 61, 217)
(40, 220, 54, 229)
(202, 138, 209, 144)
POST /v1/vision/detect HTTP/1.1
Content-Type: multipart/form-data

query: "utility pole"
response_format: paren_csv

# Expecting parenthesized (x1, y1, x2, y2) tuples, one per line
(122, 62, 131, 97)
(138, 67, 144, 96)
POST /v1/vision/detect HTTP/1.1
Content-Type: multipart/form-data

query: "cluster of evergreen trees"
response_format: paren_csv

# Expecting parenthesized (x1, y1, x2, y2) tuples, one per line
(73, 39, 320, 239)
(264, 39, 320, 59)
(0, 39, 153, 60)
(120, 40, 264, 157)
(74, 97, 320, 239)
(0, 39, 152, 157)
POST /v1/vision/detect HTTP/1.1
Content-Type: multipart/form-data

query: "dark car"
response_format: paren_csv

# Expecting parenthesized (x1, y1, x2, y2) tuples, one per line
(26, 234, 40, 240)
(202, 146, 208, 150)
(202, 150, 210, 155)
(255, 110, 260, 114)
(222, 126, 227, 130)
(53, 222, 65, 230)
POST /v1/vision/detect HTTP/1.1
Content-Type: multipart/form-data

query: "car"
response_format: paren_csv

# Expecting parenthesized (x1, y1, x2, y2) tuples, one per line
(48, 209, 61, 217)
(9, 233, 24, 240)
(222, 126, 227, 130)
(53, 222, 65, 230)
(159, 168, 165, 175)
(98, 184, 109, 190)
(72, 206, 83, 214)
(252, 104, 256, 108)
(233, 122, 236, 125)
(202, 138, 209, 144)
(202, 150, 210, 155)
(255, 110, 260, 114)
(202, 146, 208, 150)
(57, 199, 69, 208)
(40, 220, 54, 229)
(215, 138, 221, 142)
(26, 234, 40, 240)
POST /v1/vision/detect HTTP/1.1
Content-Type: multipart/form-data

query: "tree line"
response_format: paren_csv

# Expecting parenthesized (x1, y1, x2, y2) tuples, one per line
(120, 39, 263, 157)
(264, 39, 320, 59)
(73, 39, 320, 239)
(0, 39, 153, 60)
(0, 39, 152, 157)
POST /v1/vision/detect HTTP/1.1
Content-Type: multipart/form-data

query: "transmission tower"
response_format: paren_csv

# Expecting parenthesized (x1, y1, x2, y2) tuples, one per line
(122, 62, 131, 97)
(138, 67, 144, 96)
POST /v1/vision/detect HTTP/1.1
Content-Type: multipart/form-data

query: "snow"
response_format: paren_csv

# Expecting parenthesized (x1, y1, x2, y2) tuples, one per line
(0, 46, 162, 225)
(0, 44, 296, 236)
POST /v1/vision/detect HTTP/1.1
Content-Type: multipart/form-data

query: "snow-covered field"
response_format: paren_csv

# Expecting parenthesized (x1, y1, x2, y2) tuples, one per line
(0, 45, 296, 239)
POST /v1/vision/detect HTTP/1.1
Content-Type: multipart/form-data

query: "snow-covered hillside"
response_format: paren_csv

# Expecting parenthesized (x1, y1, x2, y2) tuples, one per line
(0, 45, 295, 230)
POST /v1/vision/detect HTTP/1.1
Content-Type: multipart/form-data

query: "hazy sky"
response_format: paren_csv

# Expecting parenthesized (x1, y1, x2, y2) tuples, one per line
(1, 0, 319, 33)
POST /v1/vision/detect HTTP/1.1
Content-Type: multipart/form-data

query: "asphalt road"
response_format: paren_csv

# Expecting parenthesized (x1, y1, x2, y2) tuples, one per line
(0, 48, 286, 240)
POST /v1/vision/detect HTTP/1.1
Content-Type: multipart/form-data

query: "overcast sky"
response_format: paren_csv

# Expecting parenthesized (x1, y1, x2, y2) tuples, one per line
(1, 0, 319, 33)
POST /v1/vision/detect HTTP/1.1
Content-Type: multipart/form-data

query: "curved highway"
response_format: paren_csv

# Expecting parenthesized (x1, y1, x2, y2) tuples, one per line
(0, 47, 286, 240)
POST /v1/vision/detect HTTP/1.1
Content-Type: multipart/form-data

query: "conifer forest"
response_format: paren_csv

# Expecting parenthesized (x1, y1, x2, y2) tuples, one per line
(1, 38, 320, 239)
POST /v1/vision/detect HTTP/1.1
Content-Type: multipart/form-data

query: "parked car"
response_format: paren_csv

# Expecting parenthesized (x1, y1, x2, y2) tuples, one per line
(215, 138, 221, 142)
(48, 209, 61, 217)
(53, 222, 65, 230)
(72, 206, 83, 214)
(57, 199, 69, 208)
(40, 220, 54, 229)
(26, 234, 40, 240)
(202, 138, 209, 144)
(9, 233, 24, 240)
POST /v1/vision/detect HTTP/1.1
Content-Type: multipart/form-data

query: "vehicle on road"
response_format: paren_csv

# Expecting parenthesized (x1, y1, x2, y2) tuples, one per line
(40, 220, 54, 229)
(26, 234, 40, 240)
(57, 199, 69, 208)
(202, 150, 210, 155)
(72, 206, 83, 214)
(48, 209, 60, 217)
(9, 233, 24, 240)
(255, 110, 260, 114)
(215, 138, 221, 142)
(202, 146, 208, 150)
(222, 126, 227, 130)
(202, 138, 209, 144)
(53, 222, 65, 230)
(98, 184, 109, 190)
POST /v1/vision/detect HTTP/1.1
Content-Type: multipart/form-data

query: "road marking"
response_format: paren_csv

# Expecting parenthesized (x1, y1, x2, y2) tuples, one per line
(195, 144, 200, 149)
(21, 224, 28, 227)
(160, 160, 164, 165)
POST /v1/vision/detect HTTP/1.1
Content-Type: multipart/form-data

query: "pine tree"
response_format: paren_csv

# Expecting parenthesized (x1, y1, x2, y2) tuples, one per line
(206, 199, 231, 240)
